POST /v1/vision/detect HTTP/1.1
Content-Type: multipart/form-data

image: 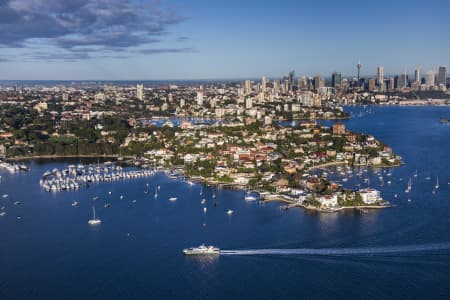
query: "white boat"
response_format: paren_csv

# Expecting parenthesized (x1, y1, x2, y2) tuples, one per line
(71, 201, 79, 207)
(0, 211, 5, 217)
(227, 209, 234, 215)
(405, 178, 412, 193)
(435, 176, 439, 189)
(169, 197, 177, 202)
(2, 194, 8, 198)
(88, 206, 101, 225)
(183, 244, 220, 255)
(203, 207, 207, 213)
(245, 191, 257, 201)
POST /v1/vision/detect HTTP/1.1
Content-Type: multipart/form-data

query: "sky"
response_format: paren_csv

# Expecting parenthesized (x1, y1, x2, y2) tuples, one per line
(0, 0, 449, 80)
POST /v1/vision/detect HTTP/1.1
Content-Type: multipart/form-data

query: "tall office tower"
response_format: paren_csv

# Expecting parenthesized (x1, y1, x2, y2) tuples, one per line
(331, 71, 342, 88)
(414, 66, 422, 83)
(368, 79, 376, 92)
(136, 84, 144, 101)
(356, 61, 362, 82)
(397, 73, 408, 90)
(426, 71, 436, 87)
(244, 80, 252, 94)
(196, 91, 204, 106)
(438, 66, 446, 85)
(297, 76, 307, 90)
(288, 70, 295, 86)
(389, 78, 395, 91)
(313, 75, 323, 91)
(261, 76, 267, 92)
(377, 66, 384, 86)
(273, 80, 280, 94)
(283, 79, 289, 92)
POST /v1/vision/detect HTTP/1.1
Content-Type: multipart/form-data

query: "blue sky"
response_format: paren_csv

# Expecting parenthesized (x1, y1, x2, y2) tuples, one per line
(0, 0, 449, 80)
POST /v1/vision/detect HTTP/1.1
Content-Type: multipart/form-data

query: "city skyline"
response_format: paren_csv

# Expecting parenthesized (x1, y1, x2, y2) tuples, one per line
(0, 0, 449, 80)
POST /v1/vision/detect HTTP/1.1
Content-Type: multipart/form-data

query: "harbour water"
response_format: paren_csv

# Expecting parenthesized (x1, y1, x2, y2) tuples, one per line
(0, 106, 449, 299)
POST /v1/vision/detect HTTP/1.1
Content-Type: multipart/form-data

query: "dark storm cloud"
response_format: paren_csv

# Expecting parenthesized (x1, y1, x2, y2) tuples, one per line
(0, 0, 189, 59)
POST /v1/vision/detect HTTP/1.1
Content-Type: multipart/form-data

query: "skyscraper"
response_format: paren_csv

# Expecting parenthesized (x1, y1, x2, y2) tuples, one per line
(397, 73, 408, 90)
(288, 70, 295, 86)
(331, 71, 342, 88)
(414, 66, 422, 83)
(196, 91, 204, 106)
(426, 71, 435, 88)
(368, 79, 376, 92)
(438, 66, 446, 85)
(244, 80, 252, 94)
(136, 84, 144, 101)
(261, 76, 267, 92)
(377, 66, 384, 85)
(313, 75, 323, 91)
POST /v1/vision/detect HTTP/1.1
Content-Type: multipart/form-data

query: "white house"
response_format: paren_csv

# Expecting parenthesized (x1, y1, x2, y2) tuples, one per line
(317, 194, 338, 207)
(359, 188, 381, 204)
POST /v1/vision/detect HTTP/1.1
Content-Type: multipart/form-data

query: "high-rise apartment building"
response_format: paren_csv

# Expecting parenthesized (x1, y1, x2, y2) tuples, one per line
(331, 71, 342, 88)
(377, 66, 384, 86)
(244, 80, 252, 94)
(426, 71, 435, 87)
(414, 66, 422, 83)
(136, 84, 144, 101)
(438, 66, 446, 85)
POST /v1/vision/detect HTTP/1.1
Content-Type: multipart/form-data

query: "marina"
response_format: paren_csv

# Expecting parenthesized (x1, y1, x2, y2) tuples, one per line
(39, 163, 154, 192)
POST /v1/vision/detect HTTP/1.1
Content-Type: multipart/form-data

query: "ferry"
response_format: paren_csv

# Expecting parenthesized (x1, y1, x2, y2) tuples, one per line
(183, 244, 220, 255)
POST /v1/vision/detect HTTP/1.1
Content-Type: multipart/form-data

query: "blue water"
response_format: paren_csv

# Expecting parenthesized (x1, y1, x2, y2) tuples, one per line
(0, 106, 449, 299)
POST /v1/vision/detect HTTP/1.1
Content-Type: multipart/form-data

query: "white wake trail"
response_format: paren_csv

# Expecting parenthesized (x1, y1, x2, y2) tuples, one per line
(220, 242, 450, 256)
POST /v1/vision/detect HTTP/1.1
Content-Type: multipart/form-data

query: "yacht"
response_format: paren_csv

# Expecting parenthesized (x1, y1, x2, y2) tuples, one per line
(169, 197, 177, 202)
(0, 211, 5, 217)
(183, 244, 220, 255)
(71, 201, 79, 207)
(227, 209, 234, 215)
(88, 206, 101, 225)
(104, 203, 111, 208)
(201, 198, 206, 205)
(435, 176, 439, 189)
(245, 191, 257, 201)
